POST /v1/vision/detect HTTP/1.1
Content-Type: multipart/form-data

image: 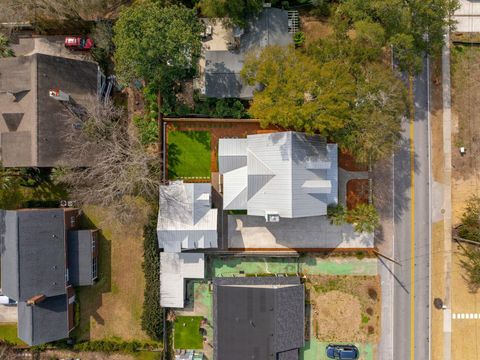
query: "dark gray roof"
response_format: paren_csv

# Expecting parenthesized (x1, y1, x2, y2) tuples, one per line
(213, 277, 304, 360)
(0, 209, 67, 302)
(67, 230, 94, 287)
(36, 53, 97, 167)
(0, 53, 98, 167)
(205, 8, 292, 99)
(18, 295, 69, 346)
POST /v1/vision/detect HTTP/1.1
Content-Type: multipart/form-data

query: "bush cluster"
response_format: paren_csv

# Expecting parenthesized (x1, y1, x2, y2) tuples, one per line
(141, 211, 163, 340)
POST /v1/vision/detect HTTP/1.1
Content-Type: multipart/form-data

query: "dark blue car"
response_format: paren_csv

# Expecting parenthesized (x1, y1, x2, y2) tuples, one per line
(326, 344, 359, 359)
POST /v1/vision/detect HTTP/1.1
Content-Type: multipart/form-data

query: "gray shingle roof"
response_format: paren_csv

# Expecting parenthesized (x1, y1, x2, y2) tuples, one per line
(204, 8, 292, 99)
(0, 53, 98, 167)
(18, 295, 69, 346)
(68, 230, 94, 287)
(213, 277, 304, 360)
(1, 209, 67, 302)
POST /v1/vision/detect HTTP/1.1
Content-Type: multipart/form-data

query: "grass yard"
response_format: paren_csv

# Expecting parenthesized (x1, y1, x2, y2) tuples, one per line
(174, 316, 203, 350)
(0, 323, 24, 345)
(167, 130, 211, 180)
(73, 201, 151, 341)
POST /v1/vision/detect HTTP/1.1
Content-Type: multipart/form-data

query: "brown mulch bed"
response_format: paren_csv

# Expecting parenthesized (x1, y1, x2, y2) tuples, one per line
(339, 151, 368, 172)
(307, 275, 380, 343)
(347, 179, 370, 210)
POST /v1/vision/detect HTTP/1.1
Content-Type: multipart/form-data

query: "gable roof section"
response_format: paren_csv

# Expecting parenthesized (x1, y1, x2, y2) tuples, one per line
(0, 53, 98, 167)
(219, 132, 338, 218)
(18, 295, 69, 346)
(0, 209, 67, 302)
(157, 181, 218, 252)
(160, 252, 205, 308)
(68, 230, 94, 287)
(213, 277, 304, 360)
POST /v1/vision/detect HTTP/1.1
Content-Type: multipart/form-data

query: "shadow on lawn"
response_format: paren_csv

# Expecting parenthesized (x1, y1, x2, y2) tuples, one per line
(167, 142, 181, 179)
(72, 214, 112, 341)
(184, 130, 211, 151)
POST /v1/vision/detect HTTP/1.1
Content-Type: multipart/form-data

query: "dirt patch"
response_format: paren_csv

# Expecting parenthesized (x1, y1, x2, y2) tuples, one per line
(451, 45, 480, 212)
(347, 179, 369, 210)
(339, 151, 368, 172)
(312, 290, 362, 341)
(306, 275, 380, 343)
(300, 16, 333, 46)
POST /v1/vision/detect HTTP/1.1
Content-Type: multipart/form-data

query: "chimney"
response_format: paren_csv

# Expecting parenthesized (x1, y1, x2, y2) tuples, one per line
(26, 294, 46, 306)
(49, 89, 70, 102)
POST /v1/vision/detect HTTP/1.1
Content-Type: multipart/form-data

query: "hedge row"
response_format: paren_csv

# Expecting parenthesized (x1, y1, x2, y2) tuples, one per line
(141, 210, 163, 340)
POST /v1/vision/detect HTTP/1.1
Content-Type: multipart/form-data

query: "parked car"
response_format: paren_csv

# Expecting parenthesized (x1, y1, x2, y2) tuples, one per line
(326, 344, 359, 359)
(64, 36, 94, 50)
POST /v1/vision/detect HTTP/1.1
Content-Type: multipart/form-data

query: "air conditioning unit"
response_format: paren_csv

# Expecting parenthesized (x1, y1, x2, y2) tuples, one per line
(265, 211, 280, 223)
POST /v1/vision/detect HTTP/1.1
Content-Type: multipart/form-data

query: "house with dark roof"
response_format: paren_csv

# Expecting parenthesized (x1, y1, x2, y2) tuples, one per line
(202, 7, 293, 99)
(213, 276, 305, 360)
(0, 208, 99, 345)
(0, 53, 100, 167)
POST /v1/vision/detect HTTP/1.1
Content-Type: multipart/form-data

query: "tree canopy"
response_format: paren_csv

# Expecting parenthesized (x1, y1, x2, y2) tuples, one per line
(0, 34, 14, 58)
(243, 42, 407, 164)
(333, 0, 459, 72)
(113, 2, 203, 86)
(241, 45, 355, 135)
(196, 0, 263, 27)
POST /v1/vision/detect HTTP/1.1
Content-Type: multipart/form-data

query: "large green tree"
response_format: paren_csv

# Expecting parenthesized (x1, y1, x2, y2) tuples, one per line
(241, 45, 356, 135)
(113, 2, 203, 86)
(334, 0, 459, 72)
(197, 0, 263, 27)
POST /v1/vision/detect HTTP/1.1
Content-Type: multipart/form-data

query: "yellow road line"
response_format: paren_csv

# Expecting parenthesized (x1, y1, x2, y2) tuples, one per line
(409, 75, 416, 360)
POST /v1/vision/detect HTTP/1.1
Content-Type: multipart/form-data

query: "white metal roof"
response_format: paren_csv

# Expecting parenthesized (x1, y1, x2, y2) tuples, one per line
(157, 181, 218, 252)
(160, 252, 205, 308)
(218, 132, 338, 218)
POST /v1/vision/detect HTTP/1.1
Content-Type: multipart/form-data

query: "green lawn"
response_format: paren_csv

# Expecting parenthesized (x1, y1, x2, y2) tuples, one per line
(0, 323, 25, 345)
(167, 131, 211, 179)
(174, 316, 203, 350)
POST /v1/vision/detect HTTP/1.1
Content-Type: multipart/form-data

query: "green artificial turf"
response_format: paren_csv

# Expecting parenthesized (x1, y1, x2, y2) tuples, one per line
(167, 131, 211, 179)
(174, 316, 203, 350)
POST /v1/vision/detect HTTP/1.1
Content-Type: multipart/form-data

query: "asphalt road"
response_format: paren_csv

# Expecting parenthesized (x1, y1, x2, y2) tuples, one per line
(393, 56, 431, 360)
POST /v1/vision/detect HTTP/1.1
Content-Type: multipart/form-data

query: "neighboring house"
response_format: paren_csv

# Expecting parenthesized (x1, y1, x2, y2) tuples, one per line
(157, 181, 218, 308)
(203, 7, 293, 99)
(0, 53, 100, 167)
(213, 276, 305, 360)
(0, 208, 99, 345)
(218, 131, 338, 219)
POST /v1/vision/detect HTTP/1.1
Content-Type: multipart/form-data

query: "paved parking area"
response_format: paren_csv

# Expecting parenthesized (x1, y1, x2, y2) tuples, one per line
(228, 215, 374, 250)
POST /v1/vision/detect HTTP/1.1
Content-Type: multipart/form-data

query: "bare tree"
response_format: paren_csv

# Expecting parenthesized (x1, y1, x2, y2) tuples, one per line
(53, 97, 161, 221)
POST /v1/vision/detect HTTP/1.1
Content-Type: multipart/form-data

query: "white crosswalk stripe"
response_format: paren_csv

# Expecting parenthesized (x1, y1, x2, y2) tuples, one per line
(452, 313, 480, 319)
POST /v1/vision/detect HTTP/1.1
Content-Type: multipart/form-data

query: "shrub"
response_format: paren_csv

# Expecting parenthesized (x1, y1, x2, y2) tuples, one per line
(134, 115, 159, 146)
(141, 211, 163, 340)
(458, 195, 480, 242)
(293, 32, 306, 47)
(73, 340, 145, 353)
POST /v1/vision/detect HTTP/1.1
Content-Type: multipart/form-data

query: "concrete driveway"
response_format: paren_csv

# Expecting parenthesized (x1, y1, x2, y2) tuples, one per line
(0, 304, 17, 323)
